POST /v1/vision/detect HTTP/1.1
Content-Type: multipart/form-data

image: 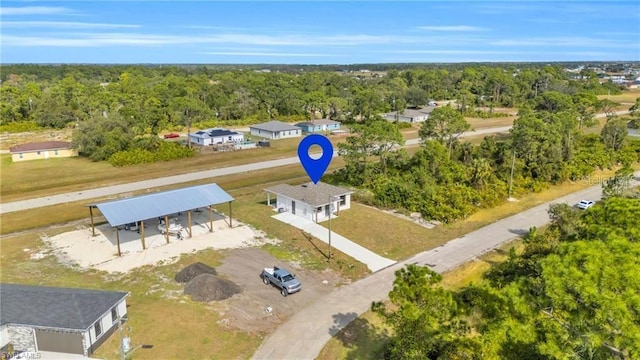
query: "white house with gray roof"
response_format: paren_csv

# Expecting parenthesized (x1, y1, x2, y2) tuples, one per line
(249, 120, 301, 139)
(265, 182, 353, 223)
(382, 106, 436, 123)
(188, 128, 244, 146)
(0, 283, 128, 357)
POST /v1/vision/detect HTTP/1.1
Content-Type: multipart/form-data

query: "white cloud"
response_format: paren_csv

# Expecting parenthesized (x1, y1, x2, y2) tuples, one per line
(417, 25, 488, 32)
(397, 50, 521, 55)
(0, 6, 74, 16)
(0, 32, 418, 47)
(200, 51, 334, 57)
(491, 37, 637, 48)
(2, 21, 140, 29)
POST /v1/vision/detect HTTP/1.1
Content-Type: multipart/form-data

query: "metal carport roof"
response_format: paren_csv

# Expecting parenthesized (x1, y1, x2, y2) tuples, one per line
(90, 183, 234, 227)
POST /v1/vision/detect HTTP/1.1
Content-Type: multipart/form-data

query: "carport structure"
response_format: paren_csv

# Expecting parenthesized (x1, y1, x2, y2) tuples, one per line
(87, 183, 234, 256)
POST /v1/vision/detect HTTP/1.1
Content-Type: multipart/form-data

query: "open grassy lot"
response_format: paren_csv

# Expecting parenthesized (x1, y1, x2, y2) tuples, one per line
(0, 135, 349, 202)
(0, 229, 262, 360)
(597, 88, 640, 104)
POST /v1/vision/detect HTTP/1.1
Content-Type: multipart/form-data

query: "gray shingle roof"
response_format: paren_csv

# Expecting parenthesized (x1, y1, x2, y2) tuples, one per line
(91, 183, 234, 227)
(295, 119, 341, 126)
(0, 283, 128, 330)
(250, 121, 300, 132)
(265, 182, 353, 207)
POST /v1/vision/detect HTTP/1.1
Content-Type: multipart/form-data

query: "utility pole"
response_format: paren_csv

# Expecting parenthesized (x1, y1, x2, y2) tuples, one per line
(508, 151, 516, 200)
(327, 195, 334, 262)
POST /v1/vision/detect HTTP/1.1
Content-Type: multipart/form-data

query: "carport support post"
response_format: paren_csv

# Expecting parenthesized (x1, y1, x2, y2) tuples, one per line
(164, 215, 170, 244)
(187, 211, 193, 238)
(89, 206, 96, 236)
(209, 206, 214, 233)
(267, 192, 271, 207)
(141, 221, 146, 250)
(228, 201, 233, 228)
(115, 228, 121, 256)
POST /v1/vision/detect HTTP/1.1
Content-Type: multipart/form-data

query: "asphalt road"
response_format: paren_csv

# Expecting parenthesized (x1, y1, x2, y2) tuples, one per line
(252, 171, 640, 360)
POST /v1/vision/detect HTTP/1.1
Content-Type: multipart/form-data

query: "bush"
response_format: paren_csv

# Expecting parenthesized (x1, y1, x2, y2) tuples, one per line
(108, 142, 195, 166)
(394, 122, 413, 129)
(0, 121, 41, 133)
(463, 109, 512, 118)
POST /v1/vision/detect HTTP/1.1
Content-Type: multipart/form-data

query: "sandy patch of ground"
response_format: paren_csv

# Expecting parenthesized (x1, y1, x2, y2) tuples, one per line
(43, 211, 277, 273)
(38, 211, 346, 335)
(211, 247, 343, 334)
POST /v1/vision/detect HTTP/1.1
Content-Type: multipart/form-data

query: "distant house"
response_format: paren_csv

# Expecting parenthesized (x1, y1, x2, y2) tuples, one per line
(265, 182, 353, 223)
(9, 141, 76, 162)
(0, 283, 128, 357)
(188, 128, 244, 146)
(249, 121, 302, 139)
(382, 106, 436, 123)
(295, 119, 341, 133)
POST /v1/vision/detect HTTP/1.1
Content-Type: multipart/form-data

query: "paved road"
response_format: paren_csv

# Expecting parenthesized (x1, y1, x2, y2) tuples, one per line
(0, 126, 513, 214)
(252, 171, 640, 360)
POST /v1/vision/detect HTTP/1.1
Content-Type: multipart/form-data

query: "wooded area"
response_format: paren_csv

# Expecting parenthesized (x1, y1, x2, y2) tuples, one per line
(374, 195, 640, 359)
(1, 63, 638, 219)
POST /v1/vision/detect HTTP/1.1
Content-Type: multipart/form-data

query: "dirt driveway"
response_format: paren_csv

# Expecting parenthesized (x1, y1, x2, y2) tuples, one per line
(213, 247, 342, 334)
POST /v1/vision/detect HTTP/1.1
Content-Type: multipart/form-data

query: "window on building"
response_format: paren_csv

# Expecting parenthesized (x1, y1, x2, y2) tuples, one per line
(54, 150, 59, 155)
(36, 151, 41, 155)
(19, 153, 23, 159)
(340, 195, 346, 206)
(111, 307, 118, 324)
(95, 321, 102, 337)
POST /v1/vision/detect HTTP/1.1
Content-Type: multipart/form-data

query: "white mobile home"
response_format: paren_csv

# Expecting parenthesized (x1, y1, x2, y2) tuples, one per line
(249, 121, 302, 139)
(189, 128, 244, 146)
(265, 182, 353, 223)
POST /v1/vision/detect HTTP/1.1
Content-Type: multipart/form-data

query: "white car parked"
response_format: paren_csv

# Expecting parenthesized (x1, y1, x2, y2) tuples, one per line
(577, 200, 595, 210)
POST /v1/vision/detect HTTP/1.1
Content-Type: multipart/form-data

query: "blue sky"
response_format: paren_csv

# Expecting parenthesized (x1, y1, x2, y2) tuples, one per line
(1, 1, 639, 64)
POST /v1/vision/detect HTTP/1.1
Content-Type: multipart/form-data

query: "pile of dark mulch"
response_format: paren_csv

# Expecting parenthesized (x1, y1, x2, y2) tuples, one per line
(184, 274, 241, 302)
(175, 262, 217, 283)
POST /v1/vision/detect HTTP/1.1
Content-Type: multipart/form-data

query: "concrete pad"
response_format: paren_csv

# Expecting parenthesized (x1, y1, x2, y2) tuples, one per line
(43, 211, 274, 273)
(272, 212, 396, 272)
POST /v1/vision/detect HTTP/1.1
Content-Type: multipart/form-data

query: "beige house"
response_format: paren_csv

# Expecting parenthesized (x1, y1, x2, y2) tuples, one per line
(9, 141, 76, 162)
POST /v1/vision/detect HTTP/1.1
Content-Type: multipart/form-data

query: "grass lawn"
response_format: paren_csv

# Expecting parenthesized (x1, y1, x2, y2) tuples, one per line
(399, 115, 516, 142)
(0, 230, 261, 360)
(597, 88, 640, 104)
(0, 135, 350, 202)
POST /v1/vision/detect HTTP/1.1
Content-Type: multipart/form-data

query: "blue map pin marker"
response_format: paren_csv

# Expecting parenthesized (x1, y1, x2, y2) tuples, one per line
(297, 134, 334, 184)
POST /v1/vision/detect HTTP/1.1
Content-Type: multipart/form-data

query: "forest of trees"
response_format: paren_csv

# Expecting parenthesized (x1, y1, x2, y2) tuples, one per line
(1, 63, 637, 210)
(373, 193, 640, 359)
(333, 93, 639, 222)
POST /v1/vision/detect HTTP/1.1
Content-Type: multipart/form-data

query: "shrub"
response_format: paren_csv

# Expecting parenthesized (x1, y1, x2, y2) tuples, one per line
(463, 109, 512, 118)
(0, 121, 41, 133)
(108, 142, 196, 166)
